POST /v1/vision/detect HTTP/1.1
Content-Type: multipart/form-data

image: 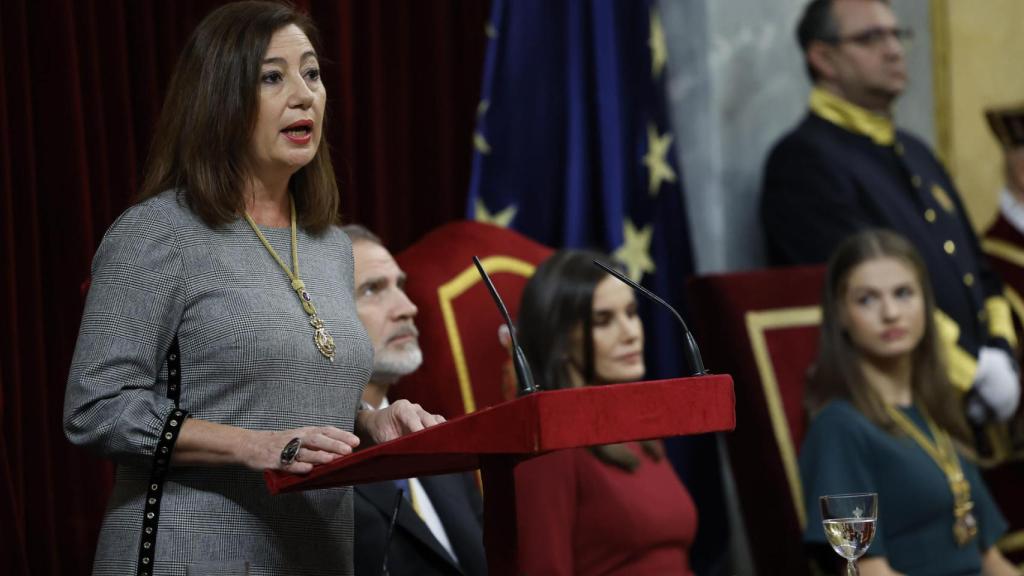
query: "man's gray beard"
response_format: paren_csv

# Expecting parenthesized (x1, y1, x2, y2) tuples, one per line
(371, 345, 423, 384)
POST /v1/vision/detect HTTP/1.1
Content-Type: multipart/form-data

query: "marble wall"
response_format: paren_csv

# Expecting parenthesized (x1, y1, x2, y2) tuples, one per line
(662, 0, 935, 274)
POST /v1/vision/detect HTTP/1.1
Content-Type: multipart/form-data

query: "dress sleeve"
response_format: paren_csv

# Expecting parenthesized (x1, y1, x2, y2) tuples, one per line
(63, 200, 188, 468)
(761, 137, 875, 265)
(962, 459, 1008, 552)
(515, 449, 578, 576)
(798, 402, 888, 558)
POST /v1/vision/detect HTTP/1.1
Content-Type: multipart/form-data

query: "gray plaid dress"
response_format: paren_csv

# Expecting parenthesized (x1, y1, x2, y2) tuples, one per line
(65, 191, 373, 575)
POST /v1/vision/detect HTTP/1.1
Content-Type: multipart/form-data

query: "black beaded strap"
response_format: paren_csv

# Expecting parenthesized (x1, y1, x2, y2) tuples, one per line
(136, 337, 188, 576)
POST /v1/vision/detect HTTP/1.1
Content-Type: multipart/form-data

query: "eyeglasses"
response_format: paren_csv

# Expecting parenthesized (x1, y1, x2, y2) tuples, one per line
(824, 26, 913, 49)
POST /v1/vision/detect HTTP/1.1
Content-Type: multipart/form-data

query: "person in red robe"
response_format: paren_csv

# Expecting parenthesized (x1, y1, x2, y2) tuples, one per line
(980, 102, 1024, 567)
(983, 102, 1024, 336)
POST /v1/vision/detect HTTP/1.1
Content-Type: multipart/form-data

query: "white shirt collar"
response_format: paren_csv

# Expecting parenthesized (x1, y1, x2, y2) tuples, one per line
(1000, 188, 1024, 236)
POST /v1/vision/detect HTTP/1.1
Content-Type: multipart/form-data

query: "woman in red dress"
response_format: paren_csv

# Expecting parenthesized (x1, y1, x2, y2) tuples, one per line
(513, 250, 698, 575)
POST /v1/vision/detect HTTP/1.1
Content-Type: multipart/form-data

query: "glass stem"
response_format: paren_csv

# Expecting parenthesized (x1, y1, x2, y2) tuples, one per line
(847, 560, 859, 576)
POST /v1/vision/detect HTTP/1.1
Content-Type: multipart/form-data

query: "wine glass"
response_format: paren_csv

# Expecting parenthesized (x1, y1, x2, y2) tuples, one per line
(820, 493, 878, 576)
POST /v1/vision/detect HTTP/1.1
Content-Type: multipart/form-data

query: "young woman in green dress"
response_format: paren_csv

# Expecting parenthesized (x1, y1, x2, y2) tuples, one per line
(800, 229, 1018, 576)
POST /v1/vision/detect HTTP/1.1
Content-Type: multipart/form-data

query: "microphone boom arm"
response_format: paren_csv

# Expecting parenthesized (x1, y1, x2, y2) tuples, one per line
(593, 260, 708, 376)
(472, 256, 538, 395)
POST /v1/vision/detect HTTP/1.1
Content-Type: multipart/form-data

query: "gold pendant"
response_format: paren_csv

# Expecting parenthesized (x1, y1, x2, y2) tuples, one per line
(953, 508, 978, 546)
(950, 475, 977, 547)
(310, 316, 336, 361)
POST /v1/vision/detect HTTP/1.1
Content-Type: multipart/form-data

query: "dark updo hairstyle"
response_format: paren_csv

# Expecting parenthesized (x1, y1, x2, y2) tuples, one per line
(517, 249, 660, 470)
(809, 229, 971, 445)
(138, 1, 339, 233)
(517, 249, 611, 391)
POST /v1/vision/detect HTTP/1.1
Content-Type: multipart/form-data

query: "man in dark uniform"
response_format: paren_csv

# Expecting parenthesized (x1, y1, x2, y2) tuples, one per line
(761, 0, 1019, 424)
(345, 224, 488, 576)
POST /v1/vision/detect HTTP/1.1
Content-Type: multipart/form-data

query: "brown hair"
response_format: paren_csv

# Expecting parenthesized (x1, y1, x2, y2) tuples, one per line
(809, 229, 972, 445)
(137, 1, 339, 233)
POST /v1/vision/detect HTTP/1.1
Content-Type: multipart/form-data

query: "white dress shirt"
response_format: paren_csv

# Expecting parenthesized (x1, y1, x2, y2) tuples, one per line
(369, 397, 460, 564)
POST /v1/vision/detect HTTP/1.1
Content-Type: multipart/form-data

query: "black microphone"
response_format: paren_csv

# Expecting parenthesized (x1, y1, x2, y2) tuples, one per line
(472, 256, 538, 395)
(380, 488, 405, 576)
(593, 259, 708, 376)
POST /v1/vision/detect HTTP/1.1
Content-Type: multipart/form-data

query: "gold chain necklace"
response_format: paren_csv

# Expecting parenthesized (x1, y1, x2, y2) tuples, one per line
(884, 404, 977, 546)
(244, 197, 336, 362)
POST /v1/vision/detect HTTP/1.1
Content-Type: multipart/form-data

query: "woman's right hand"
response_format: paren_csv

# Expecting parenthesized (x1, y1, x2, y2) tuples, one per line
(245, 426, 360, 474)
(172, 418, 360, 474)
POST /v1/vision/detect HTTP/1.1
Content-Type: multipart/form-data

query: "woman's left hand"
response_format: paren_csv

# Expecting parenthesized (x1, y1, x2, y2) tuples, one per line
(356, 399, 446, 446)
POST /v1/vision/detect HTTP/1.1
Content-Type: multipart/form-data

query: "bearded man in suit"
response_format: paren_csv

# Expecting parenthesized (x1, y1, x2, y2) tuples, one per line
(344, 224, 487, 576)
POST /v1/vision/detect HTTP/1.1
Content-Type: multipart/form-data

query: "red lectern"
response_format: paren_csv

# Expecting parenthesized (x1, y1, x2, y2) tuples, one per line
(265, 375, 735, 575)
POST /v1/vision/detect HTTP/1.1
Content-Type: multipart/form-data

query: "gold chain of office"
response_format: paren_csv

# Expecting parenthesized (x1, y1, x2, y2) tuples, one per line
(244, 197, 336, 361)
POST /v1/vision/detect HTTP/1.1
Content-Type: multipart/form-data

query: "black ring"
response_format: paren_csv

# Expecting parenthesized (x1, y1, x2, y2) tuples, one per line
(280, 437, 302, 466)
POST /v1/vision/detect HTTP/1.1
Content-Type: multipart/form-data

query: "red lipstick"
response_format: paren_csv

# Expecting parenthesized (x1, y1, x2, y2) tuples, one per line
(281, 119, 314, 144)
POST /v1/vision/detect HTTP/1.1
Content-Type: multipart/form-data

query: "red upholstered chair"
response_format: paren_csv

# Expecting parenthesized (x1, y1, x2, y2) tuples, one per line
(689, 266, 826, 576)
(393, 221, 553, 420)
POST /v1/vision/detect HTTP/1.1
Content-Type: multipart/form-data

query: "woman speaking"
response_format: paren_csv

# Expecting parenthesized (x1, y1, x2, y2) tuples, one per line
(64, 2, 440, 574)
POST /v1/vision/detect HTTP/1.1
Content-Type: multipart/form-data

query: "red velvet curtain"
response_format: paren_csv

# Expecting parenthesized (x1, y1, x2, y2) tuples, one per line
(0, 0, 488, 573)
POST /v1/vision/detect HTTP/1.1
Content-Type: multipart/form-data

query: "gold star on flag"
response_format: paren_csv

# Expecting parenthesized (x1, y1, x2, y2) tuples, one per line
(643, 122, 677, 196)
(474, 100, 492, 154)
(649, 8, 668, 80)
(474, 133, 492, 154)
(475, 199, 517, 228)
(612, 219, 656, 283)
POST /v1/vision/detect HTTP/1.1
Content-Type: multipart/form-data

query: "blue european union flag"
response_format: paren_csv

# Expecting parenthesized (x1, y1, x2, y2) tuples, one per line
(466, 0, 728, 571)
(468, 0, 694, 381)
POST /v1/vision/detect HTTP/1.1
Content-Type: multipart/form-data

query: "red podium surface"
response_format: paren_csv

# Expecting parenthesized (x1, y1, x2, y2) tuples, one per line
(266, 375, 735, 575)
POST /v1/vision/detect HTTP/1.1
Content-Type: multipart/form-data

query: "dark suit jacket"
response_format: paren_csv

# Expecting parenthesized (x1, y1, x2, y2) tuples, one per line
(761, 112, 1007, 364)
(354, 472, 487, 576)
